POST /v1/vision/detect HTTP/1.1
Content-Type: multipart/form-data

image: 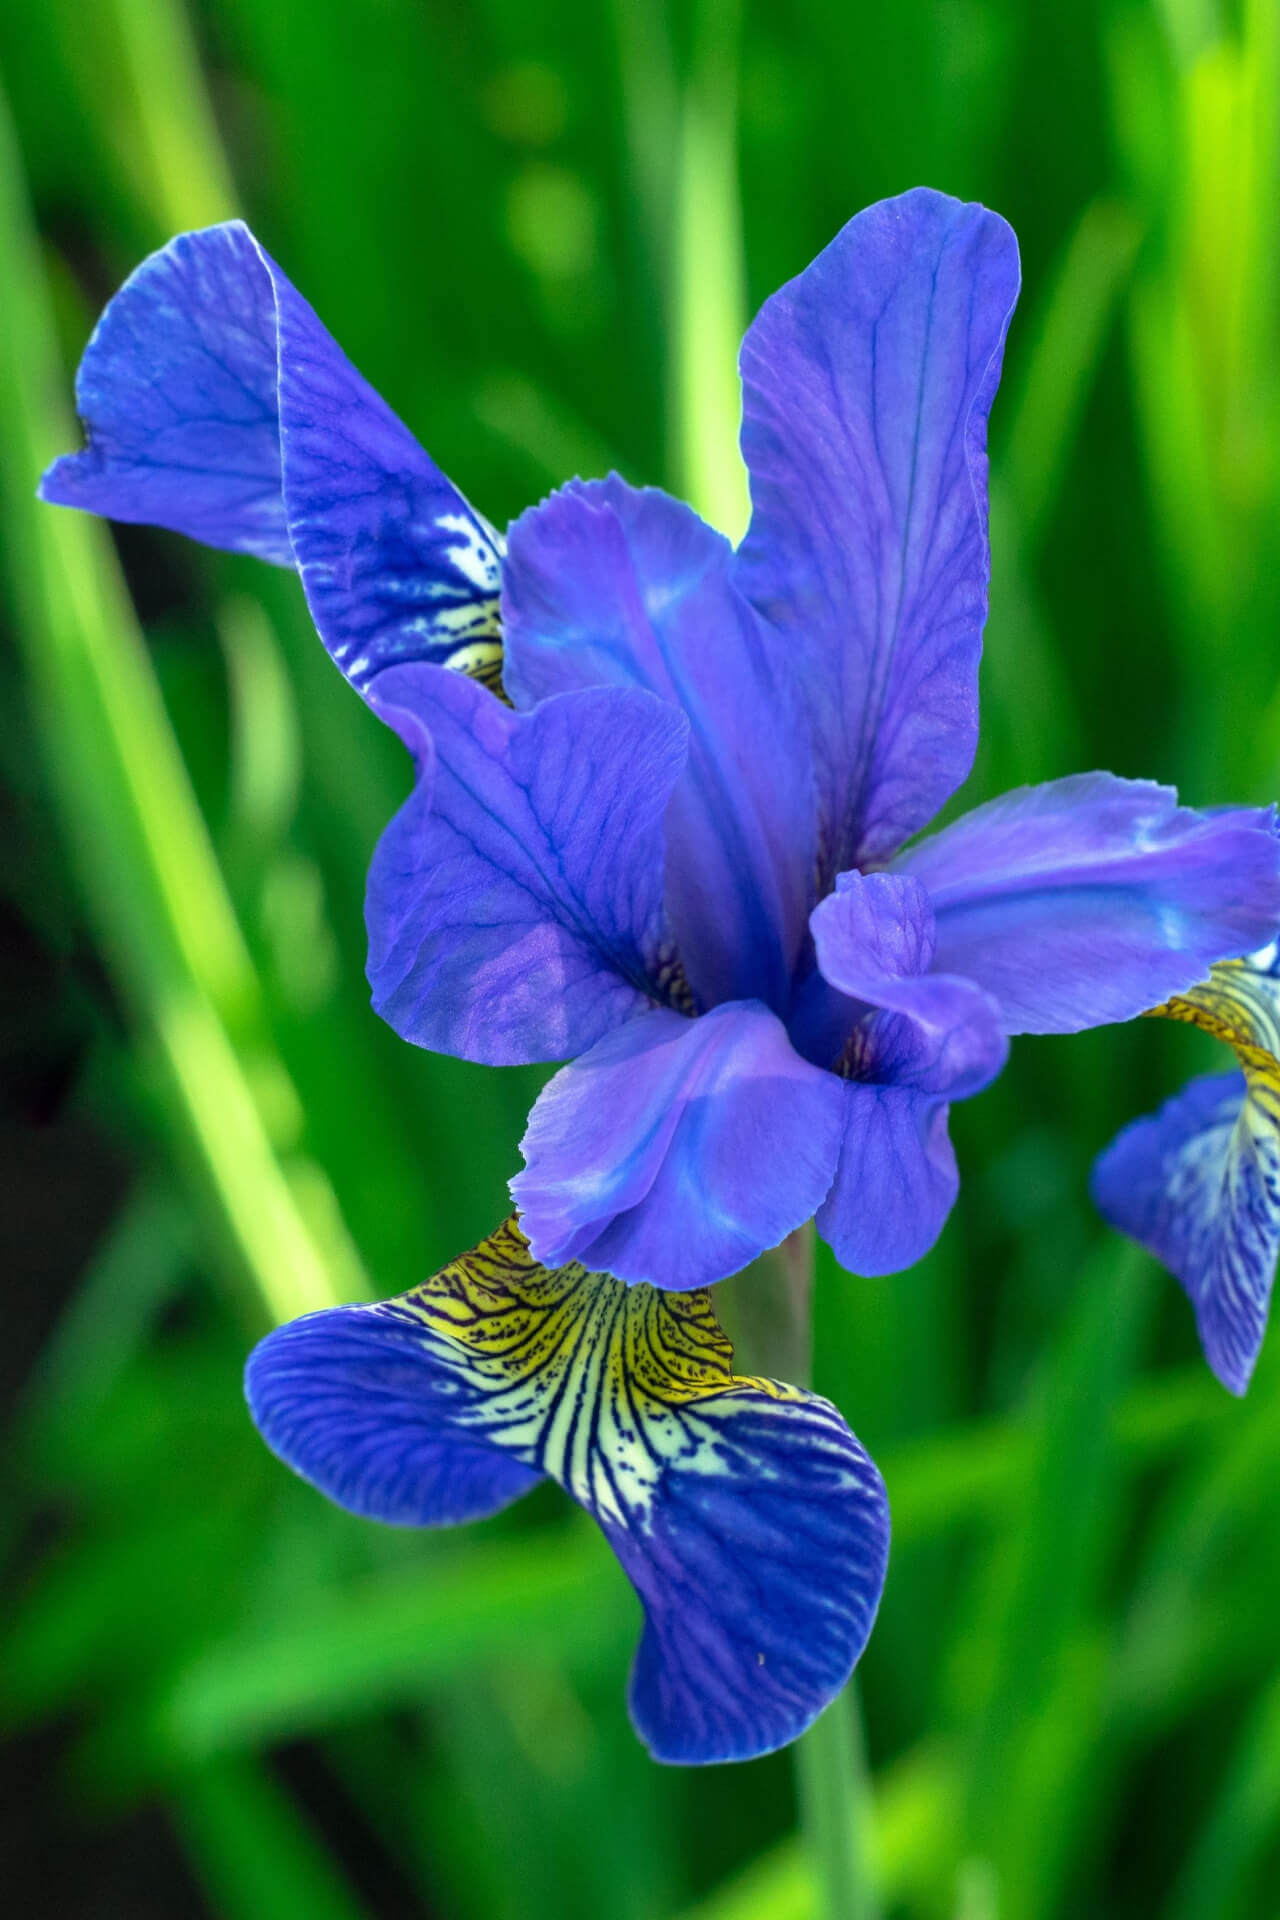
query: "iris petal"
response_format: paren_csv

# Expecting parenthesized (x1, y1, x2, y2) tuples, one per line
(818, 1084, 961, 1277)
(503, 477, 816, 1012)
(39, 221, 503, 696)
(1093, 949, 1280, 1393)
(800, 873, 1005, 1277)
(896, 776, 1280, 1034)
(38, 223, 292, 564)
(810, 871, 1008, 1097)
(736, 187, 1020, 879)
(245, 1219, 890, 1765)
(512, 1000, 847, 1288)
(365, 664, 688, 1065)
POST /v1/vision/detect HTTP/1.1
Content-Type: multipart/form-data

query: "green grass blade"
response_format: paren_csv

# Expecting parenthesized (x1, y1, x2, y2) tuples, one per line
(1002, 195, 1142, 555)
(172, 1754, 370, 1920)
(95, 0, 238, 234)
(0, 81, 360, 1321)
(669, 0, 750, 538)
(152, 1527, 626, 1762)
(957, 1238, 1154, 1917)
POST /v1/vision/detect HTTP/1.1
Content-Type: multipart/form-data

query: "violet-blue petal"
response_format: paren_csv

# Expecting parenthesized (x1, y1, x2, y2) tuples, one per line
(270, 257, 503, 693)
(1093, 948, 1280, 1393)
(617, 1381, 888, 1765)
(817, 1084, 960, 1277)
(810, 870, 1008, 1097)
(1092, 1072, 1277, 1395)
(503, 477, 816, 1011)
(365, 664, 687, 1065)
(895, 777, 1280, 1035)
(39, 221, 503, 695)
(244, 1302, 543, 1525)
(735, 187, 1020, 878)
(801, 875, 1001, 1273)
(39, 223, 293, 563)
(512, 1001, 846, 1288)
(245, 1219, 890, 1765)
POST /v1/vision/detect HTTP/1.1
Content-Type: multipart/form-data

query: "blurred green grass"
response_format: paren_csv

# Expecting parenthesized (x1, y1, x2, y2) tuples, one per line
(3, 1, 1280, 1915)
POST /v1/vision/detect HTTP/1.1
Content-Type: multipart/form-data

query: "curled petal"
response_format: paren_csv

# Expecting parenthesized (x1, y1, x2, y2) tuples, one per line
(814, 870, 938, 979)
(246, 1219, 890, 1765)
(736, 187, 1020, 877)
(809, 871, 1008, 1097)
(39, 222, 503, 695)
(39, 224, 292, 563)
(817, 1084, 960, 1277)
(896, 777, 1280, 1034)
(512, 1000, 847, 1288)
(366, 665, 687, 1064)
(1094, 949, 1280, 1392)
(503, 477, 816, 1012)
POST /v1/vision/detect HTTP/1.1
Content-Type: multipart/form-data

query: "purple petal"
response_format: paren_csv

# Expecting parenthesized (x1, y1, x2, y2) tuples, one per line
(39, 222, 503, 696)
(244, 1300, 544, 1525)
(735, 187, 1020, 877)
(246, 1218, 890, 1764)
(817, 1083, 959, 1276)
(896, 777, 1280, 1034)
(512, 1001, 846, 1287)
(365, 664, 687, 1065)
(617, 1381, 888, 1764)
(39, 223, 293, 564)
(271, 264, 503, 694)
(809, 870, 1008, 1096)
(1094, 947, 1280, 1393)
(1092, 1072, 1275, 1395)
(503, 478, 816, 1011)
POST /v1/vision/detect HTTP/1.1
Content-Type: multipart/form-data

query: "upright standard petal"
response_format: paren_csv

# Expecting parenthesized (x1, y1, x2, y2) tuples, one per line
(503, 478, 816, 1012)
(735, 187, 1020, 878)
(365, 665, 687, 1065)
(805, 872, 1007, 1277)
(39, 222, 504, 695)
(1093, 949, 1280, 1393)
(512, 1001, 847, 1288)
(896, 777, 1280, 1034)
(246, 1219, 890, 1765)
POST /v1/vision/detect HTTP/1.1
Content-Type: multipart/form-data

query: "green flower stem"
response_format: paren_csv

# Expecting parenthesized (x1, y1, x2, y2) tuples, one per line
(719, 1224, 815, 1386)
(794, 1681, 880, 1920)
(726, 1231, 882, 1920)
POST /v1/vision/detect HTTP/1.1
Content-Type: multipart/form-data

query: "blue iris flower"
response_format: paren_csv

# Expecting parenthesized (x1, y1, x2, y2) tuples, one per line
(40, 188, 1280, 1762)
(1094, 942, 1280, 1396)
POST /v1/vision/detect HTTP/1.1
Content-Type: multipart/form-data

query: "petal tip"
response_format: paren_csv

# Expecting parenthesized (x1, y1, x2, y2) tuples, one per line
(36, 451, 84, 506)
